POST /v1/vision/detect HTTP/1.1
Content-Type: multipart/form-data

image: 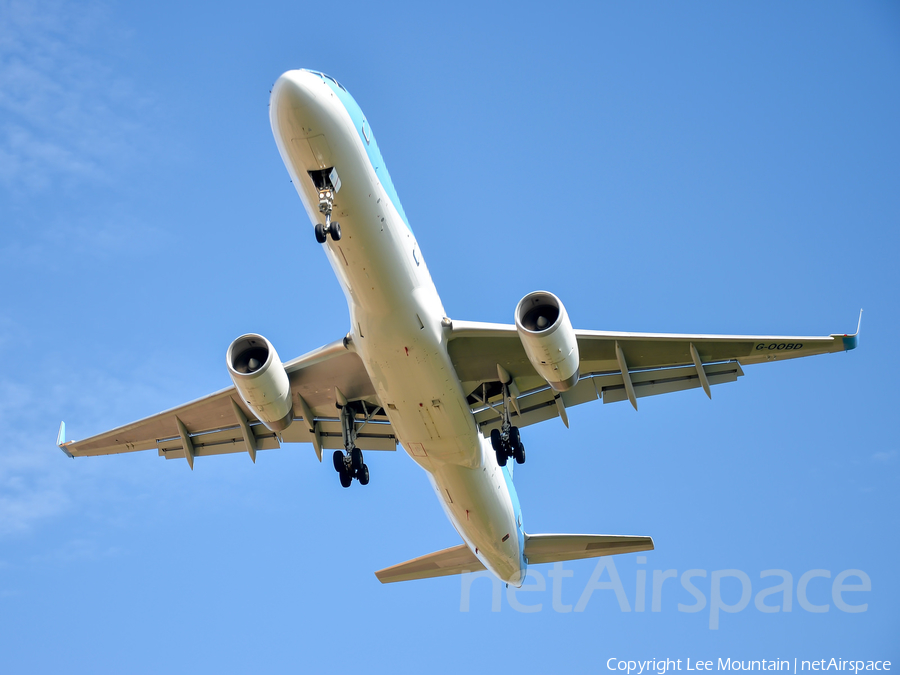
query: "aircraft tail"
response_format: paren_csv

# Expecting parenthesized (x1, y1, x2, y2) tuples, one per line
(522, 533, 653, 564)
(374, 533, 653, 583)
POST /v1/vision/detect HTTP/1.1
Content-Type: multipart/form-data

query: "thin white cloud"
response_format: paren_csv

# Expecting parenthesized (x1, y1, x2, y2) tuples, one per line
(0, 211, 172, 263)
(0, 335, 172, 537)
(29, 537, 123, 564)
(0, 0, 146, 195)
(0, 371, 71, 535)
(0, 0, 172, 263)
(0, 477, 70, 536)
(871, 450, 897, 463)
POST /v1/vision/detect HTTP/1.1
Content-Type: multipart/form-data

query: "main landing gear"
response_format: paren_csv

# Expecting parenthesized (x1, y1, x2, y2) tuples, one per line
(333, 448, 368, 487)
(489, 380, 525, 467)
(314, 187, 341, 244)
(332, 401, 372, 488)
(491, 426, 525, 467)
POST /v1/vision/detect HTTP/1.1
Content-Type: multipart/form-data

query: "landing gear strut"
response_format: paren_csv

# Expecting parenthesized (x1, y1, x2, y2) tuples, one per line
(488, 380, 525, 467)
(332, 401, 377, 487)
(315, 188, 341, 244)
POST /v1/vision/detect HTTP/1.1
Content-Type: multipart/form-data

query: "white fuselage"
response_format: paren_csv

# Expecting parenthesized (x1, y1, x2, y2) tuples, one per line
(270, 70, 525, 585)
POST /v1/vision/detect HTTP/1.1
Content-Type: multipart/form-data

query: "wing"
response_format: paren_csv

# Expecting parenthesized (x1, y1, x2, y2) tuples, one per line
(447, 315, 860, 434)
(58, 338, 396, 466)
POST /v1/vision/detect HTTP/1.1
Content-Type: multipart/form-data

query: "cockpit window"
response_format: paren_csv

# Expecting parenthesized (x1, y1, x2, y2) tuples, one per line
(325, 74, 347, 91)
(301, 69, 347, 91)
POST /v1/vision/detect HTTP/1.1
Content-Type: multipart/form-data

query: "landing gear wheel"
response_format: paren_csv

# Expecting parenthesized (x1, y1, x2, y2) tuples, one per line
(315, 223, 327, 244)
(514, 442, 526, 465)
(339, 467, 352, 488)
(358, 463, 370, 486)
(508, 426, 520, 449)
(490, 428, 503, 452)
(332, 450, 344, 473)
(350, 447, 363, 473)
(328, 221, 341, 241)
(496, 448, 508, 467)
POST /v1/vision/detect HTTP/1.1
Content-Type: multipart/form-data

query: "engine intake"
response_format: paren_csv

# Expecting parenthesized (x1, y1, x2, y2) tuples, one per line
(515, 291, 580, 391)
(227, 333, 294, 432)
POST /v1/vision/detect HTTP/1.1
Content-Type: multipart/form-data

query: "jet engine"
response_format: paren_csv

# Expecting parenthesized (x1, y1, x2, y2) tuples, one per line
(515, 291, 580, 391)
(226, 333, 294, 432)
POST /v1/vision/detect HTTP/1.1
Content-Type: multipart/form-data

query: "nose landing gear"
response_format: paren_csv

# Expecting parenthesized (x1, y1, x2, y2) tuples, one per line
(315, 189, 342, 244)
(310, 167, 343, 244)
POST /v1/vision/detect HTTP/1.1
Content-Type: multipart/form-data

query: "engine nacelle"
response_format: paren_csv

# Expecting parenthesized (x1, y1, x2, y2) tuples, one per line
(515, 291, 580, 391)
(226, 333, 294, 432)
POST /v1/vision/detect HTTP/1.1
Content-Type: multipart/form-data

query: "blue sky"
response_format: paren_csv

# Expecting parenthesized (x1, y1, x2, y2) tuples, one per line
(1, 0, 898, 671)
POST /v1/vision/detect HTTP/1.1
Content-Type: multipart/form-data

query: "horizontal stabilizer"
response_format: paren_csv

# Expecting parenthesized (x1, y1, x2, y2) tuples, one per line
(374, 533, 653, 583)
(524, 533, 654, 564)
(375, 543, 485, 583)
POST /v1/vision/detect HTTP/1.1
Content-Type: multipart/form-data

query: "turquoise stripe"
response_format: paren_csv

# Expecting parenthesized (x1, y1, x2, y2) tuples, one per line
(502, 464, 527, 570)
(308, 71, 412, 233)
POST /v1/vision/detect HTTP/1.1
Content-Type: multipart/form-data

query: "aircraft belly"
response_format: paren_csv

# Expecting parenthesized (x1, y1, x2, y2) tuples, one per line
(271, 71, 525, 584)
(356, 307, 480, 466)
(271, 75, 424, 317)
(272, 72, 481, 463)
(430, 450, 525, 585)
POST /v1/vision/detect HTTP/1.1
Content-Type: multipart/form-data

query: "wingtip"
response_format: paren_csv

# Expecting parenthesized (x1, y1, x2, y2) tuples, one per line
(842, 309, 863, 351)
(57, 421, 74, 458)
(833, 310, 863, 351)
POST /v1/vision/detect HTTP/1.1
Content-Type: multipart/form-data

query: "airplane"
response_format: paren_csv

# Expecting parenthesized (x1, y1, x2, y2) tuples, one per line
(56, 69, 860, 587)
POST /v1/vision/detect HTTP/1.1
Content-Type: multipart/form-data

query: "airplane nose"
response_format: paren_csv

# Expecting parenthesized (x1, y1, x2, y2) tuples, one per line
(269, 70, 322, 141)
(271, 70, 318, 108)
